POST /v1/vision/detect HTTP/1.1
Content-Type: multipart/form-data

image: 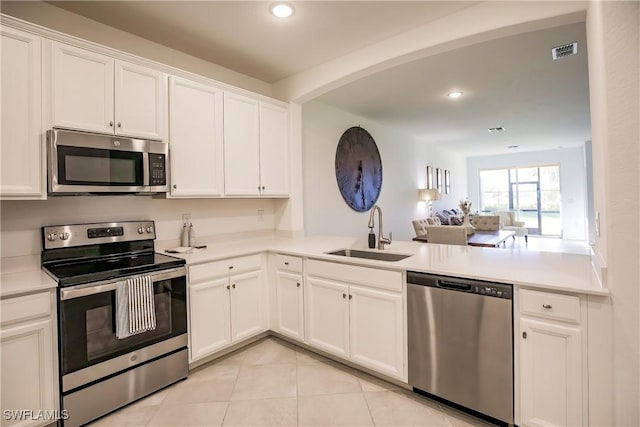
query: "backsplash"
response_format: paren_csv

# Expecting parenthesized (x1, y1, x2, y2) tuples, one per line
(1, 197, 280, 257)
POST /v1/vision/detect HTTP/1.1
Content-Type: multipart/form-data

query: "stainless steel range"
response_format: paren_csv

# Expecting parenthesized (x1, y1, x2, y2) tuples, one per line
(42, 221, 188, 427)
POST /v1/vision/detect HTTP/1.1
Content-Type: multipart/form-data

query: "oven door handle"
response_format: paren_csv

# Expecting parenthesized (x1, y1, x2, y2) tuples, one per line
(59, 266, 186, 300)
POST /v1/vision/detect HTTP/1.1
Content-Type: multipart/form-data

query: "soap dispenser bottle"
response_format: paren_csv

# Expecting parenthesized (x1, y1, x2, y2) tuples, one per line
(180, 223, 189, 247)
(188, 223, 196, 247)
(368, 228, 376, 249)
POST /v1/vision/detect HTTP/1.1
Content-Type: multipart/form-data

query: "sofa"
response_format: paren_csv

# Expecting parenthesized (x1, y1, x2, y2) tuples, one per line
(471, 215, 500, 231)
(492, 211, 528, 242)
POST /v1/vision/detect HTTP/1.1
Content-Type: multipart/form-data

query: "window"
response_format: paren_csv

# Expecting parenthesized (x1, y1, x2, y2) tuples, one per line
(479, 165, 561, 236)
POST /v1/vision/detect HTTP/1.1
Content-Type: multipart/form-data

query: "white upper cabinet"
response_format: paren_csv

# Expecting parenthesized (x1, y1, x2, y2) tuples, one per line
(259, 102, 289, 196)
(168, 76, 224, 197)
(223, 92, 261, 195)
(0, 27, 45, 199)
(115, 61, 166, 140)
(224, 92, 289, 197)
(51, 42, 165, 140)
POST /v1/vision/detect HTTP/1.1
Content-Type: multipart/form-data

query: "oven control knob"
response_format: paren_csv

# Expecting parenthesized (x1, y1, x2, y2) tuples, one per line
(146, 226, 153, 233)
(59, 232, 70, 240)
(47, 233, 57, 242)
(138, 227, 144, 234)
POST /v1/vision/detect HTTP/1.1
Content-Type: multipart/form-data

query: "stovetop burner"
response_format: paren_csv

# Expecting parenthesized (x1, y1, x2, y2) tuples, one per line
(41, 220, 185, 287)
(45, 251, 185, 287)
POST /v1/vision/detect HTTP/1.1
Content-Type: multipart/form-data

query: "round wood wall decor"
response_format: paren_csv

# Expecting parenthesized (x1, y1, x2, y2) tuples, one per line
(334, 126, 383, 212)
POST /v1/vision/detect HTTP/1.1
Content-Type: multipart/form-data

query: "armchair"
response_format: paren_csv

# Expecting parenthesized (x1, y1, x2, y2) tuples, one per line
(492, 211, 528, 243)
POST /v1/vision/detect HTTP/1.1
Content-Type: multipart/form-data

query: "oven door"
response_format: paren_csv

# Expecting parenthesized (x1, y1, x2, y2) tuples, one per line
(58, 267, 187, 393)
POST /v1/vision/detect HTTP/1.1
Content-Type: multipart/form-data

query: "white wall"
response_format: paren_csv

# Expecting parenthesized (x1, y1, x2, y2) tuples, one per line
(302, 100, 467, 242)
(466, 147, 588, 240)
(0, 197, 280, 257)
(586, 2, 639, 425)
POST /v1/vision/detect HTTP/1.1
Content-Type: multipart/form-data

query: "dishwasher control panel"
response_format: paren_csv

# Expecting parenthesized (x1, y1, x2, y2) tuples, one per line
(407, 271, 513, 300)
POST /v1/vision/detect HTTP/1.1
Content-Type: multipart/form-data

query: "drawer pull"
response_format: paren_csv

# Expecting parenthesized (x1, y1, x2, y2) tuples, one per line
(296, 282, 301, 287)
(284, 262, 289, 265)
(228, 266, 234, 270)
(523, 331, 527, 339)
(542, 304, 553, 309)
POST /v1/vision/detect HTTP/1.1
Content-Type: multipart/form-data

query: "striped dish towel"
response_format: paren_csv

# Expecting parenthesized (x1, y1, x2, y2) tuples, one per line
(116, 275, 157, 339)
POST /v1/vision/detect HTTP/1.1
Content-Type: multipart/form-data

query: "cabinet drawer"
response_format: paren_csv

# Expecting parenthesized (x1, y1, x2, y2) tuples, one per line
(520, 289, 581, 323)
(190, 254, 261, 283)
(275, 254, 302, 273)
(1, 291, 52, 326)
(306, 259, 402, 292)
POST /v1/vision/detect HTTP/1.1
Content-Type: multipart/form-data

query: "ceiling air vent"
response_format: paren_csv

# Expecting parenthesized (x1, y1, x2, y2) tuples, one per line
(552, 42, 578, 60)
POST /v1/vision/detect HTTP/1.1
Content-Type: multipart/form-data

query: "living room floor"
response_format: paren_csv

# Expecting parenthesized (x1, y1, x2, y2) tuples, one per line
(88, 337, 493, 427)
(502, 235, 592, 255)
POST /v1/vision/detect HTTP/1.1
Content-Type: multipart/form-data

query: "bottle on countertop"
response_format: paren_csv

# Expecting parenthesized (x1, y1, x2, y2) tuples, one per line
(188, 223, 196, 247)
(180, 223, 189, 247)
(368, 228, 376, 249)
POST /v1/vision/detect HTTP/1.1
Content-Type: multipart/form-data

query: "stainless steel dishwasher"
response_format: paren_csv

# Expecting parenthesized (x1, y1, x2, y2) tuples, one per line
(407, 271, 513, 425)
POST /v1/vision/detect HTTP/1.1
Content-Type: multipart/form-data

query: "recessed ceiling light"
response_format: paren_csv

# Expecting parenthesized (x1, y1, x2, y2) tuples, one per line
(447, 91, 463, 99)
(270, 2, 295, 18)
(488, 127, 505, 132)
(507, 145, 519, 149)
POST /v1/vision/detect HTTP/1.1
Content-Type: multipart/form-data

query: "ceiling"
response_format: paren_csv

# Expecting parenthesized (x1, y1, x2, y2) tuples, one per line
(44, 1, 591, 157)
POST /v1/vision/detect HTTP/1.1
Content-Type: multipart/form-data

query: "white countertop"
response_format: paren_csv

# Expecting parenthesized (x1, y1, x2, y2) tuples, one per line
(159, 234, 608, 296)
(0, 255, 57, 299)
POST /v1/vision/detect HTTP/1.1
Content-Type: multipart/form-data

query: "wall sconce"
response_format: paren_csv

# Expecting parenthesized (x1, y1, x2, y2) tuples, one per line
(418, 188, 440, 216)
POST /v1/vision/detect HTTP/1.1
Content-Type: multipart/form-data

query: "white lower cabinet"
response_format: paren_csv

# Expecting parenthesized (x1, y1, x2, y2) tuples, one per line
(518, 289, 585, 427)
(305, 260, 405, 380)
(1, 291, 58, 427)
(275, 271, 305, 341)
(188, 255, 265, 363)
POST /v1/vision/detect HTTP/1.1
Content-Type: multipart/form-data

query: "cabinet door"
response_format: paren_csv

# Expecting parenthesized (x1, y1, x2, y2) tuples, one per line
(276, 271, 304, 341)
(1, 27, 44, 199)
(223, 92, 260, 196)
(259, 102, 289, 196)
(349, 285, 404, 379)
(188, 277, 231, 361)
(520, 318, 583, 427)
(51, 42, 114, 134)
(169, 77, 224, 197)
(1, 318, 57, 425)
(305, 276, 349, 359)
(115, 60, 165, 140)
(230, 270, 264, 342)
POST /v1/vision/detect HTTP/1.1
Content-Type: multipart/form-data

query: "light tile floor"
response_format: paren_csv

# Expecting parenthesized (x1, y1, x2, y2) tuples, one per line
(88, 337, 496, 426)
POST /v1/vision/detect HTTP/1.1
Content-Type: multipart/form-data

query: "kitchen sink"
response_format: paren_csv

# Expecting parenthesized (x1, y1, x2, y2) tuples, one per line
(325, 248, 412, 262)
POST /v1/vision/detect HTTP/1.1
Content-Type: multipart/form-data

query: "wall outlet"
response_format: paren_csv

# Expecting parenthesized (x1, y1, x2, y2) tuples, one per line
(257, 209, 264, 222)
(182, 213, 192, 224)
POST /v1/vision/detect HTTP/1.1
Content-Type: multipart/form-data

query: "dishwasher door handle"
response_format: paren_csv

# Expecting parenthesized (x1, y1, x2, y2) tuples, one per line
(437, 281, 472, 291)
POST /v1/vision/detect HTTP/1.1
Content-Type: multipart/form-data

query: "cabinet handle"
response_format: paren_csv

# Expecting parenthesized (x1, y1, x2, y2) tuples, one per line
(232, 284, 236, 289)
(257, 186, 261, 190)
(226, 285, 230, 290)
(522, 331, 527, 339)
(284, 262, 289, 265)
(542, 304, 552, 309)
(117, 122, 122, 128)
(349, 294, 353, 300)
(342, 293, 347, 299)
(296, 282, 301, 287)
(173, 184, 177, 189)
(262, 186, 265, 190)
(228, 266, 234, 270)
(109, 121, 114, 127)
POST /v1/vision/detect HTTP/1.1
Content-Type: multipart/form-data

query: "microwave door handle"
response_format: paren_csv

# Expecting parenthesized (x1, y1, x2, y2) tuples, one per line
(142, 152, 150, 186)
(59, 267, 186, 300)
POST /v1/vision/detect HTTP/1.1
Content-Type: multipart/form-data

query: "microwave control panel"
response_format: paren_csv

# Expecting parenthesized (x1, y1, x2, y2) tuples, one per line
(149, 153, 167, 186)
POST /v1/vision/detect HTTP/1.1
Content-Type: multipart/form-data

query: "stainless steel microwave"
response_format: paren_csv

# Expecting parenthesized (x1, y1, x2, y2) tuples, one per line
(47, 129, 169, 195)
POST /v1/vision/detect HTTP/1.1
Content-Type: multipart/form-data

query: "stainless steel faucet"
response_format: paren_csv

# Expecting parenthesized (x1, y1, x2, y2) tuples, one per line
(368, 205, 392, 250)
